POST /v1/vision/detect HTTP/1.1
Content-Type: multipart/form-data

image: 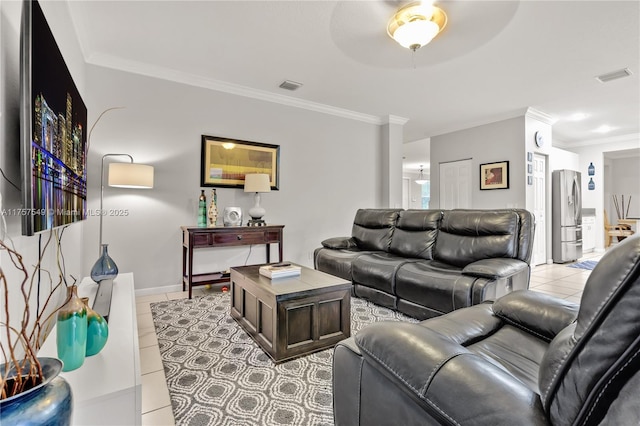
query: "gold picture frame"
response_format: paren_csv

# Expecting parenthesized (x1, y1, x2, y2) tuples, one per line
(200, 135, 280, 189)
(480, 161, 509, 190)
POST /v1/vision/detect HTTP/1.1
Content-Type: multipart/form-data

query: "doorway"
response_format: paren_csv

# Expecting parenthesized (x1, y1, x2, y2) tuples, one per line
(532, 153, 547, 265)
(439, 159, 472, 209)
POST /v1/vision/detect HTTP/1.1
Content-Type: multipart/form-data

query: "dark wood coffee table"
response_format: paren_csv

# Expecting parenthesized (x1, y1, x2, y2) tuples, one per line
(230, 263, 351, 363)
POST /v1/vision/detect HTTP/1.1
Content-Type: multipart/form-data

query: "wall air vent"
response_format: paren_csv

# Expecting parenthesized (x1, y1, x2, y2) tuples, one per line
(279, 80, 303, 91)
(596, 68, 633, 83)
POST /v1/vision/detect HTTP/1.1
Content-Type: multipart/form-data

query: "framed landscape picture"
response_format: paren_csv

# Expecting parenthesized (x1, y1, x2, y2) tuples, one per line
(480, 161, 509, 190)
(200, 135, 280, 189)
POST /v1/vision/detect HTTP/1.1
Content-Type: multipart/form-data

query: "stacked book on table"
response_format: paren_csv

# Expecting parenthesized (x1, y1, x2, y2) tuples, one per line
(259, 263, 302, 279)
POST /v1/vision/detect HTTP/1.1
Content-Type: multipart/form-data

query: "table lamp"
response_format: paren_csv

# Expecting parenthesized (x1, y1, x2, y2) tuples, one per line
(244, 173, 271, 226)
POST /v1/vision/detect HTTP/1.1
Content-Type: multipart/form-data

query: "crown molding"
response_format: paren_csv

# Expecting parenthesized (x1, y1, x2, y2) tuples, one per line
(382, 115, 410, 125)
(87, 53, 383, 125)
(525, 107, 557, 125)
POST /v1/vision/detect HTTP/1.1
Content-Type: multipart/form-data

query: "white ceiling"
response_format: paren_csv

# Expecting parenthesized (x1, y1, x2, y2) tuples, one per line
(65, 1, 640, 172)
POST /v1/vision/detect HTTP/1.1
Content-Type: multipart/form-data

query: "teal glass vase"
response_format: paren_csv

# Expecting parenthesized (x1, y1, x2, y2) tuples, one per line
(81, 297, 109, 356)
(56, 285, 87, 372)
(91, 244, 118, 283)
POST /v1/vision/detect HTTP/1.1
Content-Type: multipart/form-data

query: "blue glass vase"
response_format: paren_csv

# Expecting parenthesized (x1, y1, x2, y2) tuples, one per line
(0, 358, 72, 426)
(91, 244, 119, 283)
(57, 285, 87, 372)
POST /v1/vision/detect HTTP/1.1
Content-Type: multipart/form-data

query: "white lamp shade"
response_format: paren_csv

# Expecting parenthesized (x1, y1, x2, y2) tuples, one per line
(244, 174, 271, 193)
(393, 19, 439, 49)
(108, 163, 154, 188)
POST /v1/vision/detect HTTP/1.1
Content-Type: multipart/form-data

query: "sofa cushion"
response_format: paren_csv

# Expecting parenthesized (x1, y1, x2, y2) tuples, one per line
(351, 209, 401, 251)
(352, 252, 419, 295)
(434, 210, 521, 268)
(389, 210, 441, 259)
(313, 247, 368, 282)
(395, 261, 476, 315)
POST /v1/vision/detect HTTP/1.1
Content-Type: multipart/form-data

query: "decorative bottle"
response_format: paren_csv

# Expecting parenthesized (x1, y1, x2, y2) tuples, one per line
(57, 285, 87, 372)
(198, 190, 207, 227)
(208, 189, 218, 227)
(588, 162, 595, 176)
(588, 178, 595, 190)
(91, 244, 119, 283)
(81, 297, 109, 356)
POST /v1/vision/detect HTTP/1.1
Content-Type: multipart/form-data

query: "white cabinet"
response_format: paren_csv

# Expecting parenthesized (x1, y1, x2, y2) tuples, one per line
(40, 273, 141, 425)
(583, 215, 596, 253)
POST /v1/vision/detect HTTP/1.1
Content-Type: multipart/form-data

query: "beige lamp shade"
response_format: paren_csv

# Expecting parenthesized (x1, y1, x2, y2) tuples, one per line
(108, 163, 154, 188)
(244, 174, 271, 193)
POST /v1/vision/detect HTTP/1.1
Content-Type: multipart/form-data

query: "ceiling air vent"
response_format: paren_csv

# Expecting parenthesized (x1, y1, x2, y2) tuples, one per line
(596, 68, 633, 83)
(279, 80, 303, 91)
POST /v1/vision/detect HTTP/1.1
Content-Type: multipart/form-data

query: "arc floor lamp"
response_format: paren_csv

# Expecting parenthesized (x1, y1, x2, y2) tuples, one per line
(92, 153, 153, 321)
(98, 153, 154, 254)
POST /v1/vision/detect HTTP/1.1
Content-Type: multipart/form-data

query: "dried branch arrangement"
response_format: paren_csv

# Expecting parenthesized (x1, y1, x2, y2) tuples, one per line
(612, 194, 632, 220)
(1, 230, 70, 399)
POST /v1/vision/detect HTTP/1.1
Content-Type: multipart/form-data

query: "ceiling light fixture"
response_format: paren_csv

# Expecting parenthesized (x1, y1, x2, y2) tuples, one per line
(415, 165, 428, 185)
(387, 1, 447, 51)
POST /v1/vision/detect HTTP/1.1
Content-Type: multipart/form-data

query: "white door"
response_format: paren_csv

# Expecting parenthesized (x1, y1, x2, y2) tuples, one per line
(402, 178, 410, 209)
(532, 154, 547, 265)
(439, 159, 472, 209)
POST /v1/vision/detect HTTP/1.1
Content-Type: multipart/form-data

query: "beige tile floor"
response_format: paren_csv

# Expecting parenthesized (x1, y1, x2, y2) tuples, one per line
(135, 251, 603, 425)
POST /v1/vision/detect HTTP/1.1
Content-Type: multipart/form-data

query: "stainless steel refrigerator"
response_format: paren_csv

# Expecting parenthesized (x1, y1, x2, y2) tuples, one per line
(552, 169, 583, 263)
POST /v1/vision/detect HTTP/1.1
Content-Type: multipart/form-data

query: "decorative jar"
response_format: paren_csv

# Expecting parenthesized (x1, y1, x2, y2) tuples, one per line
(81, 297, 109, 356)
(56, 285, 87, 372)
(91, 244, 118, 283)
(0, 358, 72, 426)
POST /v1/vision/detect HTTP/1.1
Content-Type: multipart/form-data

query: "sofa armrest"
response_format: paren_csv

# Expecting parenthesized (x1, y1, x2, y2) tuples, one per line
(321, 237, 357, 249)
(462, 258, 528, 279)
(492, 290, 579, 341)
(355, 322, 548, 425)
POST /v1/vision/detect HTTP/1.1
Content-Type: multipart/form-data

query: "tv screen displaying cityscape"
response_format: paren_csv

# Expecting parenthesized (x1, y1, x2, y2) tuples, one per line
(21, 0, 88, 235)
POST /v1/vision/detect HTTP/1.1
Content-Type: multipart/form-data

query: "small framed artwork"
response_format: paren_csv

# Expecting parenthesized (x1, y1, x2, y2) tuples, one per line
(480, 161, 509, 190)
(528, 176, 533, 185)
(527, 164, 533, 174)
(527, 152, 533, 162)
(200, 135, 280, 189)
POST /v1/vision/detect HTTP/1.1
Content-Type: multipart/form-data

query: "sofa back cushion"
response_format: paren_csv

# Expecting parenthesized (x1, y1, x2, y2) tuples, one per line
(389, 210, 441, 259)
(434, 210, 521, 267)
(351, 209, 401, 251)
(538, 236, 640, 425)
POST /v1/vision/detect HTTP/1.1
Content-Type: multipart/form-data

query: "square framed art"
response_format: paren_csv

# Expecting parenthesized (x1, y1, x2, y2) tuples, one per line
(480, 161, 509, 190)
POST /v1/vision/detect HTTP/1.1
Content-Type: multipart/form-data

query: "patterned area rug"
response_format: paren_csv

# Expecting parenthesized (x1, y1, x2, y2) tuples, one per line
(567, 260, 599, 270)
(151, 293, 417, 426)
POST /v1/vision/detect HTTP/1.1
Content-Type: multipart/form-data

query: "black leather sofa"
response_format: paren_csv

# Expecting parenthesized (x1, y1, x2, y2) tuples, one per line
(315, 208, 534, 319)
(333, 235, 640, 426)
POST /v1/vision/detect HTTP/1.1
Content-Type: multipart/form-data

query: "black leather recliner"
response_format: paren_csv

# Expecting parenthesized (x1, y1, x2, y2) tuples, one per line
(333, 235, 640, 425)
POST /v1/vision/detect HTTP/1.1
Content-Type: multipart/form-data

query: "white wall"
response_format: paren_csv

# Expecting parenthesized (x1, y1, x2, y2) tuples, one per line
(83, 65, 384, 293)
(431, 116, 526, 209)
(0, 0, 86, 359)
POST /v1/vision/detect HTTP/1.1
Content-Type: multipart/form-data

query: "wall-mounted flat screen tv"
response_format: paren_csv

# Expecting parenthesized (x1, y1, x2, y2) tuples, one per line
(20, 0, 87, 236)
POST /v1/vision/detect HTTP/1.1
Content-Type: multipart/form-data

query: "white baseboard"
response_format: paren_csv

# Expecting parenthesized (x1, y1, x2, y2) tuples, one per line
(135, 284, 183, 297)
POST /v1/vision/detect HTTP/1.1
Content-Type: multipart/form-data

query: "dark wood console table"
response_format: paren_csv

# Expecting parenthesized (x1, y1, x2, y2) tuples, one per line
(181, 225, 284, 298)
